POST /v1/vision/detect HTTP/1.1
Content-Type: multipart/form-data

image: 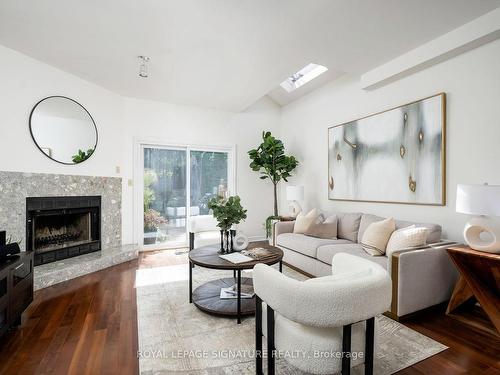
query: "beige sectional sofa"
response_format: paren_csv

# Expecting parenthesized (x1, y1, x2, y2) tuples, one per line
(274, 212, 459, 320)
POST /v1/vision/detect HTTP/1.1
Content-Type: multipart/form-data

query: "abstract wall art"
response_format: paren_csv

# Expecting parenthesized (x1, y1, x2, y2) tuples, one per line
(328, 93, 446, 205)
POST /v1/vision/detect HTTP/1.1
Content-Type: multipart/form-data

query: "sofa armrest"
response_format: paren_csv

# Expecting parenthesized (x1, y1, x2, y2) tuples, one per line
(389, 242, 459, 318)
(274, 221, 294, 236)
(272, 221, 295, 246)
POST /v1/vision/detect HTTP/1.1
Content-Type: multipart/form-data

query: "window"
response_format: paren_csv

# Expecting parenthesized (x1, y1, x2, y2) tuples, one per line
(280, 63, 328, 93)
(140, 144, 233, 249)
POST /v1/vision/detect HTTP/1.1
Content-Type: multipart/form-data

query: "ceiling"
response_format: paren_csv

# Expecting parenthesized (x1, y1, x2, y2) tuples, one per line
(1, 0, 499, 112)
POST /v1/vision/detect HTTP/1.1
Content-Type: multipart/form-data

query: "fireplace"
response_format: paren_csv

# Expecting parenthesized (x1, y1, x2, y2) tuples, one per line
(26, 196, 101, 266)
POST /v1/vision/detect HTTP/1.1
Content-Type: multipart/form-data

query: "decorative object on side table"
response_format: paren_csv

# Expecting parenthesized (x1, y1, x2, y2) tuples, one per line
(456, 183, 500, 253)
(446, 246, 500, 336)
(231, 232, 249, 251)
(208, 195, 247, 254)
(286, 185, 304, 218)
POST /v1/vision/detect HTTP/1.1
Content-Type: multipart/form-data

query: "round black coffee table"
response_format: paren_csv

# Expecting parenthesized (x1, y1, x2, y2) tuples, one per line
(188, 241, 283, 324)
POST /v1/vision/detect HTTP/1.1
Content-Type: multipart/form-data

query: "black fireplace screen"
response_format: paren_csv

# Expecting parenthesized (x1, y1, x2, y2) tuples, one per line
(26, 196, 101, 265)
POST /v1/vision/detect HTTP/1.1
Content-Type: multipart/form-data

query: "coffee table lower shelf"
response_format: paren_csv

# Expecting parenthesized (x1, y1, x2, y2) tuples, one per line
(192, 277, 255, 317)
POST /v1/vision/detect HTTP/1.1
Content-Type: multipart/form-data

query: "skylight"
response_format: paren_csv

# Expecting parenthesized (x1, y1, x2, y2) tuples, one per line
(280, 63, 328, 93)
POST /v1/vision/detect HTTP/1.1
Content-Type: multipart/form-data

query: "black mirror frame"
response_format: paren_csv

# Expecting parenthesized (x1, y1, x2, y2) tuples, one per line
(29, 95, 98, 165)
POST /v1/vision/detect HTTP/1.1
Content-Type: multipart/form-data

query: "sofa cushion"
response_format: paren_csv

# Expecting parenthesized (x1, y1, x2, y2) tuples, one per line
(276, 233, 349, 258)
(337, 212, 362, 242)
(316, 244, 388, 269)
(305, 268, 371, 284)
(357, 213, 442, 244)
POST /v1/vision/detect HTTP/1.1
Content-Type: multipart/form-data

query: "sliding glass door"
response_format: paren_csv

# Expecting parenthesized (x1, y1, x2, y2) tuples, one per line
(141, 144, 233, 249)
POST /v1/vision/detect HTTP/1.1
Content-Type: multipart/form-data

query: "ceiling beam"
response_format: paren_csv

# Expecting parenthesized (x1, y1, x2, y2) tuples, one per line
(361, 7, 500, 90)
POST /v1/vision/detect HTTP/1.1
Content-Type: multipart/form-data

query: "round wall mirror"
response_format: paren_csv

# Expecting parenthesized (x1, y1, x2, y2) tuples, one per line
(29, 96, 98, 165)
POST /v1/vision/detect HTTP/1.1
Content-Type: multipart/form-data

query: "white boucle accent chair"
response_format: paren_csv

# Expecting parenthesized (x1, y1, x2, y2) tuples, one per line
(253, 253, 392, 375)
(188, 215, 219, 250)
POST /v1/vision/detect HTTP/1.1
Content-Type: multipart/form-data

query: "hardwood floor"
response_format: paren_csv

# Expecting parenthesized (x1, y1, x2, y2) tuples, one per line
(0, 260, 139, 375)
(0, 250, 498, 374)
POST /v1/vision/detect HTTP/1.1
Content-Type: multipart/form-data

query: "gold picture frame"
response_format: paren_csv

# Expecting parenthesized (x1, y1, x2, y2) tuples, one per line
(327, 93, 446, 206)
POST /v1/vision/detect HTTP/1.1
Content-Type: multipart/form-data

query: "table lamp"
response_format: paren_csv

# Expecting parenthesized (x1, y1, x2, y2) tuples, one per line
(286, 185, 304, 218)
(456, 183, 500, 253)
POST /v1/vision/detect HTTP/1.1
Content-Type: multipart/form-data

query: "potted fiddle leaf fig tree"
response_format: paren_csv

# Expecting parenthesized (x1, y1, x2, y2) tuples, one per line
(248, 131, 299, 239)
(208, 195, 247, 253)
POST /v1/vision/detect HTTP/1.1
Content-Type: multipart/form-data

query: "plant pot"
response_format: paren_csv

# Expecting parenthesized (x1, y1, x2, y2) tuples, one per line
(144, 230, 158, 245)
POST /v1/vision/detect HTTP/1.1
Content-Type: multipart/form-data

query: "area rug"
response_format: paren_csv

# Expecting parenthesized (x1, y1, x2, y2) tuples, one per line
(136, 260, 447, 374)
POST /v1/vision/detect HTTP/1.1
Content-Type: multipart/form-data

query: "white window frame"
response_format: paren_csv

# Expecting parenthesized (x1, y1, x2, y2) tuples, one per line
(133, 137, 236, 251)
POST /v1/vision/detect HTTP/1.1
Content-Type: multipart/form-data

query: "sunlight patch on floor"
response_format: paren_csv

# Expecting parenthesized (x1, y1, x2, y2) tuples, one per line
(135, 264, 188, 287)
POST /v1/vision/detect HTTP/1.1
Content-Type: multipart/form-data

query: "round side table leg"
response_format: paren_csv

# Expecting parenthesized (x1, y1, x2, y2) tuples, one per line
(279, 261, 282, 273)
(237, 269, 241, 324)
(189, 260, 193, 303)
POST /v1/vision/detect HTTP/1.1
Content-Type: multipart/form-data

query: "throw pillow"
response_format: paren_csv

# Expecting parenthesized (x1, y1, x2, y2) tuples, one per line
(293, 208, 320, 234)
(361, 217, 396, 256)
(337, 212, 362, 242)
(386, 225, 428, 257)
(304, 215, 338, 239)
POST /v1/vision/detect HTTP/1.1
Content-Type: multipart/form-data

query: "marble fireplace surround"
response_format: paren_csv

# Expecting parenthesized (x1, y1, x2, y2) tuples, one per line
(0, 171, 122, 250)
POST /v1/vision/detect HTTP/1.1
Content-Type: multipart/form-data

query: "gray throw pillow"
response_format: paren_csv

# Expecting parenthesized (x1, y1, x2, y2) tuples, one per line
(304, 215, 338, 239)
(337, 213, 362, 242)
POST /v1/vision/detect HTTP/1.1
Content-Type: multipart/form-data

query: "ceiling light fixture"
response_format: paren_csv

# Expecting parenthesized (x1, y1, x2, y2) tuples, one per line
(138, 56, 150, 78)
(280, 63, 328, 93)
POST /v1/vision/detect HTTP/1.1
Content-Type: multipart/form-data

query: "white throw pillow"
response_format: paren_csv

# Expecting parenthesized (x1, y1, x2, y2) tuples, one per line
(386, 225, 428, 257)
(361, 217, 396, 256)
(293, 208, 320, 234)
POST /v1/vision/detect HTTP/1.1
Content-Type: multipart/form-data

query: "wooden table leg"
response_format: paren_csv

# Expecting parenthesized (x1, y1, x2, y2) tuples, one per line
(447, 248, 500, 335)
(446, 276, 475, 314)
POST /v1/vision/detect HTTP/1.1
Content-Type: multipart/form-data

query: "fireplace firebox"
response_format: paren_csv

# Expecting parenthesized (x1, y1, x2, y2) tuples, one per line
(26, 196, 101, 266)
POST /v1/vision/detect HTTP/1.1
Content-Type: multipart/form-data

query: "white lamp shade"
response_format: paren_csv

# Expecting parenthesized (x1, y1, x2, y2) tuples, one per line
(286, 185, 304, 201)
(456, 184, 500, 216)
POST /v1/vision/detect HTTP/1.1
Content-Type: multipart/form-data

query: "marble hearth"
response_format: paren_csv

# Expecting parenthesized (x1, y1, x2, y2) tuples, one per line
(0, 171, 122, 250)
(34, 244, 139, 290)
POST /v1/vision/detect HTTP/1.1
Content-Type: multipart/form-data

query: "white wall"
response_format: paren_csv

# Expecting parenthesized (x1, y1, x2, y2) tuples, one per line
(121, 96, 280, 243)
(279, 38, 500, 241)
(0, 44, 280, 244)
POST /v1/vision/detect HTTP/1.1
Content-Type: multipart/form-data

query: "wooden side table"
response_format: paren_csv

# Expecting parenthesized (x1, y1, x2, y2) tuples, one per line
(446, 246, 500, 336)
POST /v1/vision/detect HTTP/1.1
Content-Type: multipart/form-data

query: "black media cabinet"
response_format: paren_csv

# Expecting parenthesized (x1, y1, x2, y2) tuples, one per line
(0, 252, 34, 339)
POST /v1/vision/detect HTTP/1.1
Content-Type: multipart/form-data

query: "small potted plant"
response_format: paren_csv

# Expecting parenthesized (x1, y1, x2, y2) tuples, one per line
(143, 209, 168, 245)
(208, 195, 247, 253)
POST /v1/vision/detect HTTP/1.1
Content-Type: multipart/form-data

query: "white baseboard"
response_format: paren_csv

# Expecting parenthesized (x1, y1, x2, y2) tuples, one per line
(248, 236, 267, 242)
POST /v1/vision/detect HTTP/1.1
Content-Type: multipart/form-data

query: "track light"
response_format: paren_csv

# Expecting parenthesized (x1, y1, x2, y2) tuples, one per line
(138, 56, 150, 78)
